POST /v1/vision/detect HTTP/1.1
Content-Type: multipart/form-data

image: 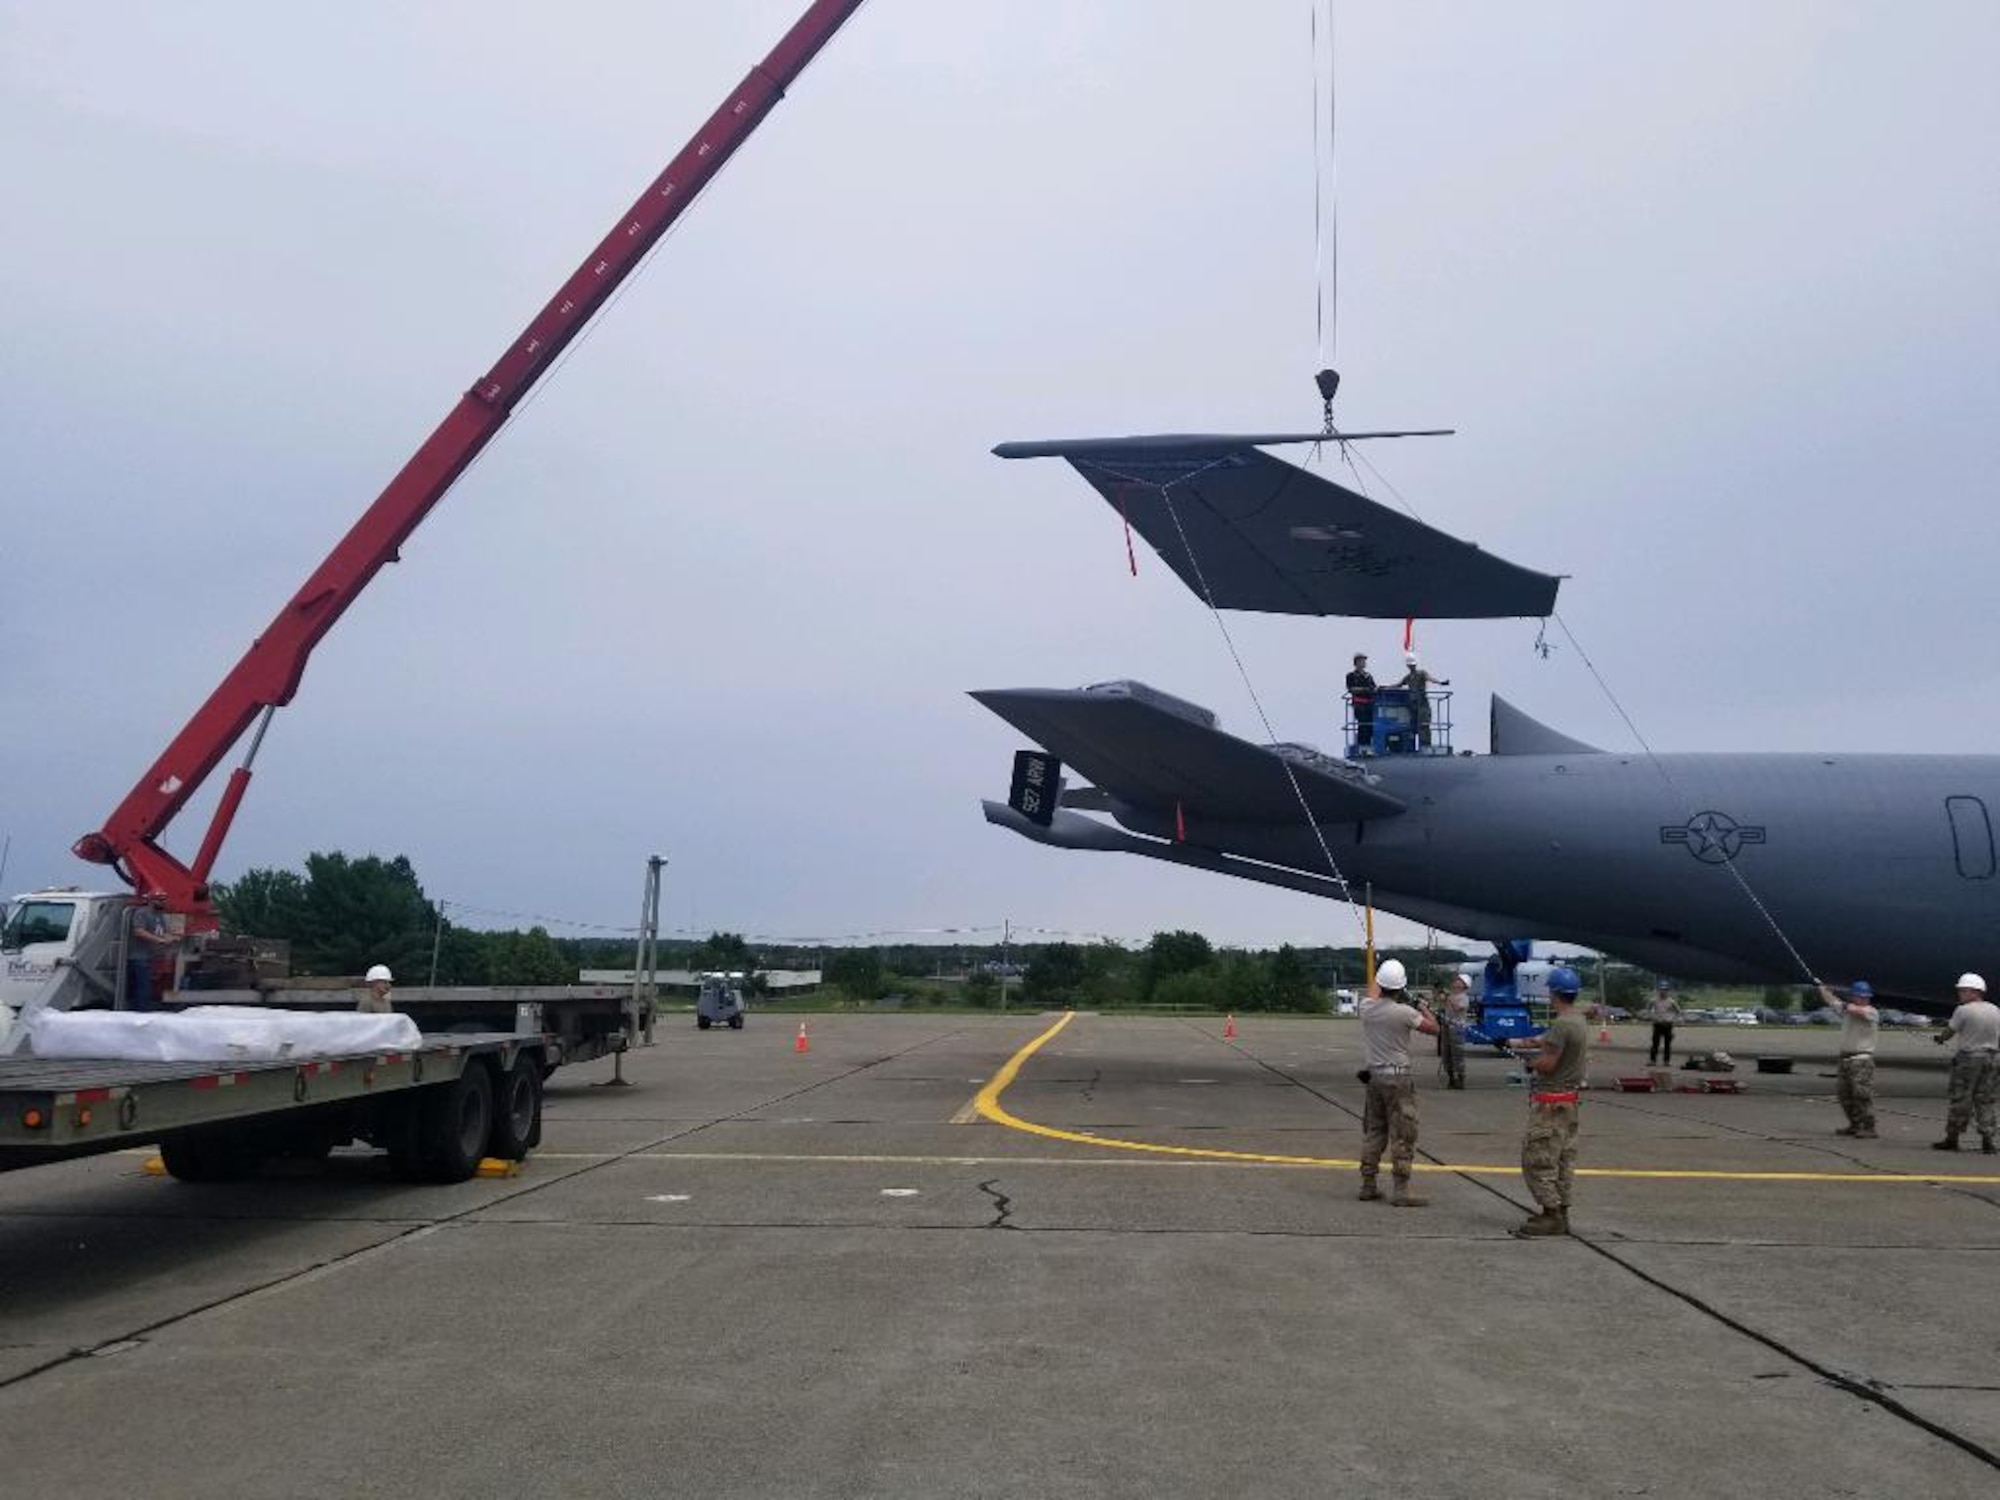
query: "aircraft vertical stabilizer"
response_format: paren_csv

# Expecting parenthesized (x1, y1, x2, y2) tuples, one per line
(1489, 696, 1601, 756)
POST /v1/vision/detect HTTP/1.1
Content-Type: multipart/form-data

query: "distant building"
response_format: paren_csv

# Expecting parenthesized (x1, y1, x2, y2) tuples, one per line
(578, 968, 822, 995)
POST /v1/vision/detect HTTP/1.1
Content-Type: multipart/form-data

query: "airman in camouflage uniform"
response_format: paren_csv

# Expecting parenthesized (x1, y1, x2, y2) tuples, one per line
(1510, 967, 1590, 1238)
(1439, 974, 1470, 1089)
(1818, 980, 1878, 1140)
(1357, 959, 1439, 1208)
(1935, 973, 2000, 1154)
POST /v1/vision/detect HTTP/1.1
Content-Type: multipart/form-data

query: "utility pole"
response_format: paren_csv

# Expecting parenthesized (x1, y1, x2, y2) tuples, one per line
(999, 918, 1011, 1012)
(427, 899, 447, 991)
(634, 854, 664, 1046)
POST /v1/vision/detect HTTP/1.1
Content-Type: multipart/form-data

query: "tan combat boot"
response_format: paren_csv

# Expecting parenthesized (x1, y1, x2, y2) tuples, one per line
(1510, 1210, 1564, 1238)
(1390, 1177, 1429, 1208)
(1357, 1176, 1381, 1202)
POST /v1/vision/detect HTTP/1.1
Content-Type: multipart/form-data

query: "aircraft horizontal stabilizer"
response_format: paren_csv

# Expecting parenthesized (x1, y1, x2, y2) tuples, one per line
(982, 799, 1372, 903)
(995, 434, 1559, 620)
(971, 684, 1406, 826)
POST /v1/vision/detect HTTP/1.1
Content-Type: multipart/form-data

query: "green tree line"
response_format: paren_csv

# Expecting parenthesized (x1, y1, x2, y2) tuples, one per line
(215, 850, 1493, 1012)
(216, 853, 578, 985)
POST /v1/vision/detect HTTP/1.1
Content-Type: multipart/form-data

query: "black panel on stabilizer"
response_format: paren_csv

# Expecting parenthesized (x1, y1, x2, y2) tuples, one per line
(995, 434, 1559, 620)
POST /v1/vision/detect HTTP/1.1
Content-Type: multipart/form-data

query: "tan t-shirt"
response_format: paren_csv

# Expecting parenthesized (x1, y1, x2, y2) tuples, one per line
(1360, 996, 1424, 1072)
(1535, 1011, 1590, 1093)
(1948, 999, 2000, 1051)
(1839, 1004, 1878, 1055)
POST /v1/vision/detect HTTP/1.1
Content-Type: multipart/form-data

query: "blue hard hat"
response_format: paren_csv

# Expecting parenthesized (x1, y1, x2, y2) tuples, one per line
(1849, 981, 1873, 999)
(1547, 966, 1582, 996)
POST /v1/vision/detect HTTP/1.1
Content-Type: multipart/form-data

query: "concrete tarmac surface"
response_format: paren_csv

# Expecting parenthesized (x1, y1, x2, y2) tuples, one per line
(2, 1013, 1996, 1498)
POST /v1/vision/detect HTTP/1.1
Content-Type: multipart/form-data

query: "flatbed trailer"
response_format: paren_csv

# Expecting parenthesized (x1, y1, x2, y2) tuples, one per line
(0, 1030, 549, 1184)
(186, 983, 654, 1071)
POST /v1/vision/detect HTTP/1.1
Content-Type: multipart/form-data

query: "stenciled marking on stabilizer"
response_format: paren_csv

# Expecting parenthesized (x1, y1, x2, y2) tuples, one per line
(970, 1012, 2000, 1186)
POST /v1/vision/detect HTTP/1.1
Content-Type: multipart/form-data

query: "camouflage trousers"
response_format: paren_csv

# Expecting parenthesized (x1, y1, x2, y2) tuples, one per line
(1836, 1054, 1876, 1132)
(1945, 1051, 1999, 1138)
(1360, 1074, 1420, 1181)
(1438, 1024, 1465, 1087)
(1521, 1100, 1581, 1211)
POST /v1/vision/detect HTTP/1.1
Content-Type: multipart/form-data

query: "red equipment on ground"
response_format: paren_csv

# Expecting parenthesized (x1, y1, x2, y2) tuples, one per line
(70, 1, 867, 927)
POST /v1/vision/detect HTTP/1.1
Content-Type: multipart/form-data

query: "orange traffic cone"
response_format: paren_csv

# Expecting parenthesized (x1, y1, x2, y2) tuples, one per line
(1223, 1013, 1237, 1039)
(794, 1022, 810, 1055)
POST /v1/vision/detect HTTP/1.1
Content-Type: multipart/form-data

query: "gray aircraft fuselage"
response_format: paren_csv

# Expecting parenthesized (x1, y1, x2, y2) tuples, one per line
(986, 730, 2000, 1011)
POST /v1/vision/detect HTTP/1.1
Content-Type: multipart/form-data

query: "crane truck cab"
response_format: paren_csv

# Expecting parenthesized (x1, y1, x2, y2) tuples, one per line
(1, 890, 146, 1051)
(695, 971, 747, 1030)
(1, 890, 274, 1054)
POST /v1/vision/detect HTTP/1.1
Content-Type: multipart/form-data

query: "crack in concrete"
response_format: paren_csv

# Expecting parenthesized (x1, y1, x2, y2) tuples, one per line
(976, 1178, 1015, 1229)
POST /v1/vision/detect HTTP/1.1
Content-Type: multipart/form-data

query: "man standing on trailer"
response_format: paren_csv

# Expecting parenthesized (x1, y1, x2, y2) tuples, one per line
(360, 963, 395, 1015)
(1817, 979, 1878, 1140)
(1357, 959, 1438, 1207)
(125, 893, 175, 1012)
(1934, 972, 1999, 1154)
(1510, 966, 1590, 1237)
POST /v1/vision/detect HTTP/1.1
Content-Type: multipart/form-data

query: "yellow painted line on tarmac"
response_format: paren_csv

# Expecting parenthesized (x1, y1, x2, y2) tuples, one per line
(969, 1011, 2000, 1186)
(535, 1151, 1318, 1168)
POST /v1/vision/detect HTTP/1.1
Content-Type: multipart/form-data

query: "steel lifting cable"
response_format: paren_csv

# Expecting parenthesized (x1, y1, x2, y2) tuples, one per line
(1082, 457, 1373, 948)
(1549, 611, 1823, 986)
(1310, 0, 1339, 372)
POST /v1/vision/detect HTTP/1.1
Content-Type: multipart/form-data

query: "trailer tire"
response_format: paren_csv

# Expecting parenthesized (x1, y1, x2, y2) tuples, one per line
(488, 1055, 543, 1161)
(161, 1128, 262, 1183)
(727, 1015, 744, 1030)
(697, 1016, 712, 1030)
(414, 1061, 494, 1182)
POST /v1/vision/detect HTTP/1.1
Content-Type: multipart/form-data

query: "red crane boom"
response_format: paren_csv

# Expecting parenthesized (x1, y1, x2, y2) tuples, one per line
(74, 0, 867, 921)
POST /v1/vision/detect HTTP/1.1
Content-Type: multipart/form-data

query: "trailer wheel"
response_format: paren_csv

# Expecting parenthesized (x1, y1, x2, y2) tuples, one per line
(161, 1128, 261, 1183)
(697, 1016, 712, 1030)
(727, 1015, 744, 1030)
(414, 1062, 494, 1182)
(488, 1055, 543, 1161)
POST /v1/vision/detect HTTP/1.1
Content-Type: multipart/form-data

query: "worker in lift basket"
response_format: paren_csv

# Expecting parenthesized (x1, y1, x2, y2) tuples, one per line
(360, 964, 395, 1015)
(1345, 652, 1377, 755)
(1397, 652, 1449, 750)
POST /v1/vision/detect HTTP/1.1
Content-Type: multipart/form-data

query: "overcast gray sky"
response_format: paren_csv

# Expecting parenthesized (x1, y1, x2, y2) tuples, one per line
(4, 2, 1996, 952)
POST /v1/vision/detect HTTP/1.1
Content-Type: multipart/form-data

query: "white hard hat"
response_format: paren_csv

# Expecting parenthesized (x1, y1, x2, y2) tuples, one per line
(1376, 959, 1407, 991)
(365, 964, 394, 984)
(1404, 652, 1418, 666)
(1955, 972, 1987, 994)
(1450, 973, 1470, 988)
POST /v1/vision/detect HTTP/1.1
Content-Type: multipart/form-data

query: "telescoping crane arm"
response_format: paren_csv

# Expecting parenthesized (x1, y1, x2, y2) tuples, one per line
(74, 0, 867, 921)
